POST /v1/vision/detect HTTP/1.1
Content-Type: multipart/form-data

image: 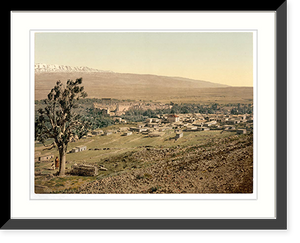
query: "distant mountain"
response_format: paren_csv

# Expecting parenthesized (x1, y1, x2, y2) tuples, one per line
(35, 63, 114, 73)
(35, 64, 232, 101)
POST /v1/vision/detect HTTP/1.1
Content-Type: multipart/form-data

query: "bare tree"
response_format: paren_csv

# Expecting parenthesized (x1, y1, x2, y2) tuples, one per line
(35, 78, 90, 176)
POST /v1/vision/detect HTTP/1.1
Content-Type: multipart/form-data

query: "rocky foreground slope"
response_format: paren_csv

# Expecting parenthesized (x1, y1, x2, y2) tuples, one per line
(71, 134, 253, 194)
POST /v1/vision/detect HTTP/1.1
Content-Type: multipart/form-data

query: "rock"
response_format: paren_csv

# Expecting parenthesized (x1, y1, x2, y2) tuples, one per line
(46, 174, 54, 179)
(99, 167, 108, 171)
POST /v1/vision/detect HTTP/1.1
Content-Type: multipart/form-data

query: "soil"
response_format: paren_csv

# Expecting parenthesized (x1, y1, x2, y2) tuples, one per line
(68, 134, 253, 194)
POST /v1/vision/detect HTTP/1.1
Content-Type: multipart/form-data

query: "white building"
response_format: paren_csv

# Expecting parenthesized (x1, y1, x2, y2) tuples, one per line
(72, 146, 87, 153)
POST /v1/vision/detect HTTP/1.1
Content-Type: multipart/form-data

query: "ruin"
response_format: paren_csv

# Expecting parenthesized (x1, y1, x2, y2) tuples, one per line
(69, 164, 98, 176)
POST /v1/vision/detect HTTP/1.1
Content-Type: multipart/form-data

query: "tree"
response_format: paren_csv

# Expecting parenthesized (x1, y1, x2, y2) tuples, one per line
(142, 109, 156, 118)
(35, 78, 90, 176)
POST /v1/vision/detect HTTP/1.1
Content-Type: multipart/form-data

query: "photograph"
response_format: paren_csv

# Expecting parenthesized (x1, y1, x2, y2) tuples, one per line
(33, 31, 254, 195)
(6, 2, 288, 232)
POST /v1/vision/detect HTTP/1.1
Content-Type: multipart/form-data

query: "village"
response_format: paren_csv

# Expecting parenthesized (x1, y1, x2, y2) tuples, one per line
(88, 98, 253, 137)
(80, 111, 253, 140)
(35, 99, 253, 164)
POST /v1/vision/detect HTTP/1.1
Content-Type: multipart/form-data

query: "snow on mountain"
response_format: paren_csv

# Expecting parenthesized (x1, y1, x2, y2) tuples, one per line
(35, 64, 113, 73)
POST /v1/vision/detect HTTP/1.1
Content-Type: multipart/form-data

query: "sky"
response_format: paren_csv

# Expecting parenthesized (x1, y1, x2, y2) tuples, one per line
(35, 32, 253, 86)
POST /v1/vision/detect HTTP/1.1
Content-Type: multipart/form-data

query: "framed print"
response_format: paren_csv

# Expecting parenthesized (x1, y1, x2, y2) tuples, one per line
(4, 1, 287, 230)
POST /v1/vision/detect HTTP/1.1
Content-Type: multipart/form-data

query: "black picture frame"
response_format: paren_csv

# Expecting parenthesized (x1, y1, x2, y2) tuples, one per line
(3, 1, 287, 230)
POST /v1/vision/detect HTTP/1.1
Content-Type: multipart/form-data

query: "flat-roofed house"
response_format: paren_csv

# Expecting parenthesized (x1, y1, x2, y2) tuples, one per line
(186, 126, 198, 131)
(104, 131, 113, 136)
(72, 145, 87, 153)
(198, 127, 210, 131)
(38, 154, 54, 161)
(92, 130, 102, 136)
(130, 127, 147, 133)
(122, 132, 132, 136)
(167, 114, 180, 123)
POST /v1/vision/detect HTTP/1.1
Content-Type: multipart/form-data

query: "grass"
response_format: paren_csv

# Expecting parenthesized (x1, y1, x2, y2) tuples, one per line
(34, 126, 235, 193)
(35, 129, 233, 168)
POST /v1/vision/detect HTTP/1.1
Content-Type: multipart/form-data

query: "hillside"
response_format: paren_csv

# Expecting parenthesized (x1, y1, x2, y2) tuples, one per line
(34, 64, 239, 102)
(35, 129, 253, 194)
(76, 134, 253, 194)
(34, 64, 253, 104)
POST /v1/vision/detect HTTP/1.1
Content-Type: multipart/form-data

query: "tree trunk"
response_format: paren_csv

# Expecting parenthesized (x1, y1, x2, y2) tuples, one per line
(58, 148, 66, 176)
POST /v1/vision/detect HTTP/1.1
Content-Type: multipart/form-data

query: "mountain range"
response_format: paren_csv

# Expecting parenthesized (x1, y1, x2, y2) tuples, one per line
(34, 63, 228, 89)
(35, 63, 114, 73)
(34, 64, 253, 104)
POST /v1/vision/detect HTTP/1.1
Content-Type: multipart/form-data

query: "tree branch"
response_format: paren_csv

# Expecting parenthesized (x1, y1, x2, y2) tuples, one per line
(42, 142, 56, 151)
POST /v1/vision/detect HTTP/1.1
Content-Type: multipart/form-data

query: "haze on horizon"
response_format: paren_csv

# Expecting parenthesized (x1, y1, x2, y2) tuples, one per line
(35, 32, 253, 87)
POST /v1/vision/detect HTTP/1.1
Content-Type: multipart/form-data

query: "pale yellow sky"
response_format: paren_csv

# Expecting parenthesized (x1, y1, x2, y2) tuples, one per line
(35, 32, 253, 86)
